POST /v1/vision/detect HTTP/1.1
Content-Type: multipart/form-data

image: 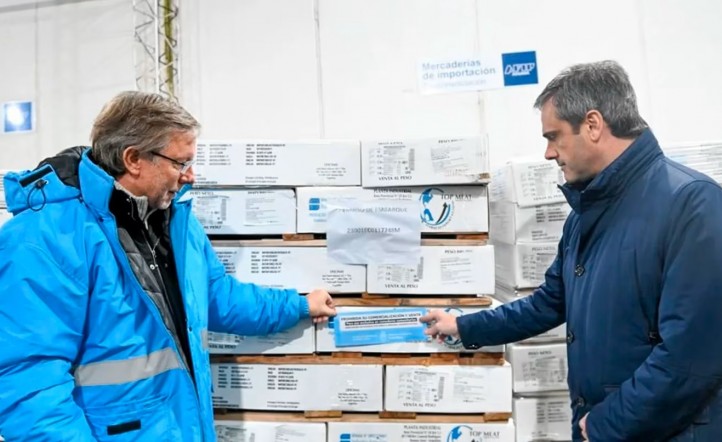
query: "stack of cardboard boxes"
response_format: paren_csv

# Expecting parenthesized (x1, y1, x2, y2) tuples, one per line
(193, 137, 516, 441)
(0, 171, 10, 228)
(489, 160, 573, 442)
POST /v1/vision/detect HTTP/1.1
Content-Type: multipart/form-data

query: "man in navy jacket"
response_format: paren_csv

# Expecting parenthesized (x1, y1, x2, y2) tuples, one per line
(422, 60, 722, 441)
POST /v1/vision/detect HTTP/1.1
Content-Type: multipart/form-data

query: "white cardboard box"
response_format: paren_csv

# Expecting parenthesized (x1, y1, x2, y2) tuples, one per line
(0, 169, 7, 207)
(361, 137, 490, 187)
(215, 419, 326, 442)
(489, 161, 565, 207)
(212, 363, 383, 412)
(492, 287, 567, 344)
(316, 305, 504, 354)
(0, 208, 11, 228)
(367, 244, 495, 295)
(489, 201, 569, 244)
(514, 394, 572, 442)
(296, 185, 489, 234)
(213, 244, 366, 293)
(193, 140, 361, 186)
(665, 142, 722, 183)
(208, 321, 315, 355)
(384, 364, 512, 413)
(189, 189, 296, 235)
(494, 242, 557, 289)
(507, 343, 568, 394)
(327, 420, 515, 442)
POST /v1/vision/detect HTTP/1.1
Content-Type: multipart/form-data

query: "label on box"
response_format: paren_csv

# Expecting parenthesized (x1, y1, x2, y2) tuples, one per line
(190, 189, 296, 234)
(327, 421, 515, 442)
(212, 364, 383, 411)
(215, 420, 326, 442)
(194, 140, 360, 186)
(333, 308, 427, 347)
(384, 365, 512, 413)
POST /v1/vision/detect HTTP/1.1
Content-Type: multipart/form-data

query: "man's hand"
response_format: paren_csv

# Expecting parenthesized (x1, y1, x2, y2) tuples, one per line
(306, 289, 336, 324)
(580, 412, 589, 441)
(419, 309, 460, 341)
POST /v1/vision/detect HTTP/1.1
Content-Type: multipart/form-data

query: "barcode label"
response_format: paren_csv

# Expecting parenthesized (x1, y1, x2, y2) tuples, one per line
(408, 148, 416, 172)
(416, 257, 424, 281)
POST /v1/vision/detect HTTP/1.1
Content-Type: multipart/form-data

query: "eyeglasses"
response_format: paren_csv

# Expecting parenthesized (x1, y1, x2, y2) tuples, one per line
(150, 152, 195, 174)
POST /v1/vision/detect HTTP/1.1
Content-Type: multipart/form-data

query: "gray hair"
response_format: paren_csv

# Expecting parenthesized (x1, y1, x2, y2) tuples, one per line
(534, 60, 648, 138)
(90, 91, 200, 176)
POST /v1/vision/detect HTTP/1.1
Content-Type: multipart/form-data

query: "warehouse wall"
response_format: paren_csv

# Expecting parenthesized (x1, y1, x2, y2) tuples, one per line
(0, 0, 720, 171)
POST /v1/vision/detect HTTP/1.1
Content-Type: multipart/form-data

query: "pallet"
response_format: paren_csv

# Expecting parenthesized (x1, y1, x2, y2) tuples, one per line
(211, 352, 505, 366)
(208, 232, 489, 242)
(210, 238, 488, 247)
(213, 410, 512, 423)
(332, 295, 493, 307)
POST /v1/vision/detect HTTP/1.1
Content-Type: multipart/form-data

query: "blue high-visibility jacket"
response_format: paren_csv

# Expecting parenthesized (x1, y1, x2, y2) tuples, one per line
(0, 149, 310, 441)
(458, 129, 722, 441)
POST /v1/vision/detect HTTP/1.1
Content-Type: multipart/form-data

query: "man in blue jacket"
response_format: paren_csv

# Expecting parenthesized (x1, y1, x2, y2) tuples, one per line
(0, 91, 337, 441)
(422, 60, 722, 441)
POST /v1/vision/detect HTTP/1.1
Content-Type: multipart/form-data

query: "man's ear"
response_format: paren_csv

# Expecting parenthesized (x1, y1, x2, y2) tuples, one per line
(121, 146, 143, 177)
(585, 110, 604, 142)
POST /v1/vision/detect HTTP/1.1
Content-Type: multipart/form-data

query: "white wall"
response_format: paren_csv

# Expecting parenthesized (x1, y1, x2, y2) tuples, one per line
(182, 0, 722, 168)
(1, 0, 721, 171)
(0, 0, 134, 170)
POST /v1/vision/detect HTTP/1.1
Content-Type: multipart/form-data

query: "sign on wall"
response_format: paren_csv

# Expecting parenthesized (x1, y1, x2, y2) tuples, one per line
(2, 101, 35, 134)
(418, 51, 538, 94)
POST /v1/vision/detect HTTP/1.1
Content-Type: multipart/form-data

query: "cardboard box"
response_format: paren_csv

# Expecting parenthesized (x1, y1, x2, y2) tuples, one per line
(665, 142, 722, 183)
(361, 137, 490, 187)
(212, 363, 383, 412)
(327, 420, 515, 442)
(0, 169, 7, 207)
(367, 244, 495, 295)
(188, 189, 296, 235)
(494, 242, 557, 289)
(492, 286, 567, 344)
(213, 243, 366, 293)
(507, 343, 568, 394)
(209, 321, 315, 355)
(193, 140, 361, 186)
(215, 419, 326, 442)
(514, 394, 572, 442)
(296, 185, 489, 234)
(384, 364, 512, 413)
(489, 201, 569, 244)
(489, 161, 565, 207)
(316, 304, 504, 354)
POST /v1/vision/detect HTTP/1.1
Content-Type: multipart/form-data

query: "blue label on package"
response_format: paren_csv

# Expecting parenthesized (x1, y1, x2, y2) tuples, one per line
(333, 308, 428, 347)
(502, 51, 538, 86)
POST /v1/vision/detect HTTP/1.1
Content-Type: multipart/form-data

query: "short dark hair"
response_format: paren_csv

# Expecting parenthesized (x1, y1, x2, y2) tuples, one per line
(534, 60, 648, 138)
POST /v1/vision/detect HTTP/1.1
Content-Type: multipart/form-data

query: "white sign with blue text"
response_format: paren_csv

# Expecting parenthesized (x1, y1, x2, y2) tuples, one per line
(326, 200, 421, 265)
(333, 308, 428, 347)
(418, 51, 538, 94)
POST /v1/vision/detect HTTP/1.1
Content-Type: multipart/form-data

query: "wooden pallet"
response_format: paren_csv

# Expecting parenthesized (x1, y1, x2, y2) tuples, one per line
(213, 410, 512, 423)
(211, 352, 505, 366)
(332, 295, 494, 307)
(210, 238, 488, 247)
(208, 232, 489, 242)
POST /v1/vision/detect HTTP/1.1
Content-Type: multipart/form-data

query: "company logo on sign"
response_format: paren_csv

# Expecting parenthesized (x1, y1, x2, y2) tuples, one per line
(447, 425, 501, 442)
(501, 51, 538, 86)
(309, 197, 321, 211)
(419, 187, 453, 228)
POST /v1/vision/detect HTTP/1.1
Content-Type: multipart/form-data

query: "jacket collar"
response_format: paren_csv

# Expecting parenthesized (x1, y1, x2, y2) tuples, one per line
(560, 128, 662, 212)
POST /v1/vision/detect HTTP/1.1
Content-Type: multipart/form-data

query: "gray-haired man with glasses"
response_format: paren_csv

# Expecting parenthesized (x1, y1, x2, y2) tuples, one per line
(0, 91, 336, 440)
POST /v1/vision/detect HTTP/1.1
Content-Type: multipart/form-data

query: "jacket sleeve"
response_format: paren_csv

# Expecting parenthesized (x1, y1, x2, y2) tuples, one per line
(456, 240, 566, 347)
(201, 224, 310, 336)
(0, 243, 95, 441)
(586, 180, 722, 440)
